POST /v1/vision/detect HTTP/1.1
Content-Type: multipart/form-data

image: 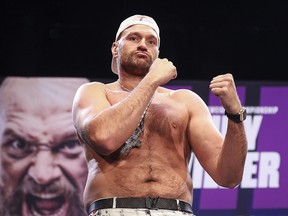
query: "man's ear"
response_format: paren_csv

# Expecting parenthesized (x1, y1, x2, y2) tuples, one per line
(111, 42, 119, 58)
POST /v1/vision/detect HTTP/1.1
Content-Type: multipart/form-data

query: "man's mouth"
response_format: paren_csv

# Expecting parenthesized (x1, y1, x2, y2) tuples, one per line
(23, 192, 68, 216)
(135, 51, 149, 57)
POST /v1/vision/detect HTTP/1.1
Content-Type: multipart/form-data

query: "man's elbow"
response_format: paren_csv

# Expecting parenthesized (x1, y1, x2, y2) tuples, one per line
(89, 133, 119, 156)
(218, 175, 243, 189)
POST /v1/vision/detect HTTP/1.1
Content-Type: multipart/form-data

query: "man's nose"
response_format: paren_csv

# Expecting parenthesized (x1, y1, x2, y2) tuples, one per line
(139, 38, 148, 48)
(28, 150, 62, 185)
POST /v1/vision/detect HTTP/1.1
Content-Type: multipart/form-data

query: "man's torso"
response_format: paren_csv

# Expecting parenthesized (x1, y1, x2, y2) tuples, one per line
(82, 86, 194, 208)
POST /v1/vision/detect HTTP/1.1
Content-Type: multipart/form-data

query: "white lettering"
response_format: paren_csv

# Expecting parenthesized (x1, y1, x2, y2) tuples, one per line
(212, 115, 262, 150)
(190, 152, 281, 189)
(244, 115, 263, 151)
(209, 106, 279, 115)
(189, 154, 204, 189)
(258, 152, 280, 188)
(241, 152, 259, 188)
(203, 171, 218, 188)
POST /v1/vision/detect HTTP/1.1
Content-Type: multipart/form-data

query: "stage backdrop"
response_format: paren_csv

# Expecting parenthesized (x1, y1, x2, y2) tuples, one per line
(166, 80, 288, 216)
(1, 76, 287, 216)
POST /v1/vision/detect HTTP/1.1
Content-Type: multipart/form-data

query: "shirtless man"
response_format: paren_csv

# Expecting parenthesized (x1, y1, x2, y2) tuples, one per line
(72, 14, 247, 216)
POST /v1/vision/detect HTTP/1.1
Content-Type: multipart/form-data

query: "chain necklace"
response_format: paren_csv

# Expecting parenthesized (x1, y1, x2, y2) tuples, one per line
(118, 79, 132, 92)
(117, 79, 154, 154)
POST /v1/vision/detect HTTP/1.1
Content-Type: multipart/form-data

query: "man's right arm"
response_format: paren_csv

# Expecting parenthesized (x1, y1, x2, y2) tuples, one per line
(72, 81, 156, 156)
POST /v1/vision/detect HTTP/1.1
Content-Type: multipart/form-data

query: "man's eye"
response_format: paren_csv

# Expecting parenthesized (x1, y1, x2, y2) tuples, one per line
(11, 139, 27, 149)
(54, 140, 83, 157)
(3, 139, 35, 159)
(129, 36, 138, 41)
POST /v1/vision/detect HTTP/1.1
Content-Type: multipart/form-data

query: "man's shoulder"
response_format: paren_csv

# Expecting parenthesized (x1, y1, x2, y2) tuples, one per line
(164, 88, 204, 104)
(80, 81, 117, 89)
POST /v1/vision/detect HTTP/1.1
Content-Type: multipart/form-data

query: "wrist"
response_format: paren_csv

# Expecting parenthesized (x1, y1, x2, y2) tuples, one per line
(225, 107, 247, 123)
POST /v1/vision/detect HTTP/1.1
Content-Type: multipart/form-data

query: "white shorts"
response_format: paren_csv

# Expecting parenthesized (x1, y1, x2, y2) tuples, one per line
(88, 208, 195, 216)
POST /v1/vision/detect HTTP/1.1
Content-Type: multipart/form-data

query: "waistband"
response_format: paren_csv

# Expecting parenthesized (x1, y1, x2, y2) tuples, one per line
(87, 197, 193, 214)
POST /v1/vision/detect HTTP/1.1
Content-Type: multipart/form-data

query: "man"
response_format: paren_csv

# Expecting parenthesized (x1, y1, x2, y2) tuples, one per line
(0, 77, 89, 216)
(72, 15, 247, 216)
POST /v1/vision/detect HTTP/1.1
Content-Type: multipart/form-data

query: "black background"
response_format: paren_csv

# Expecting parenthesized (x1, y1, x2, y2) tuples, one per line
(1, 0, 288, 81)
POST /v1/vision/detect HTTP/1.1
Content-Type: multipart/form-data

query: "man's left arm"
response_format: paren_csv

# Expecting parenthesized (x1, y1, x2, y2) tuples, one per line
(209, 73, 248, 188)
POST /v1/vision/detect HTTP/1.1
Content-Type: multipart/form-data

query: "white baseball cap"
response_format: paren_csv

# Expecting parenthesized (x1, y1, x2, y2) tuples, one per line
(111, 14, 160, 74)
